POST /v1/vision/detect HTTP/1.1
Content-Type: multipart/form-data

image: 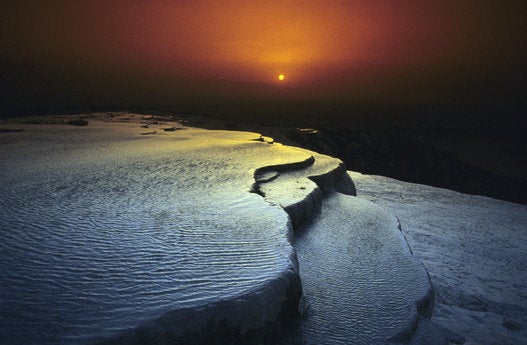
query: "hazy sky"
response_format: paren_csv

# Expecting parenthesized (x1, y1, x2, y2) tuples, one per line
(1, 1, 525, 124)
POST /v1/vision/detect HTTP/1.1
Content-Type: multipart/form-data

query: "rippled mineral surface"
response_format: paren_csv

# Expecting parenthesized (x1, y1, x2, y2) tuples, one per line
(0, 116, 308, 344)
(0, 113, 442, 345)
(294, 195, 435, 344)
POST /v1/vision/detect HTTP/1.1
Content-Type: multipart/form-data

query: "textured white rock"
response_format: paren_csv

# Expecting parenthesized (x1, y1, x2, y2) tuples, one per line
(255, 150, 445, 344)
(350, 171, 527, 345)
(0, 116, 309, 344)
(291, 194, 444, 345)
(0, 113, 447, 345)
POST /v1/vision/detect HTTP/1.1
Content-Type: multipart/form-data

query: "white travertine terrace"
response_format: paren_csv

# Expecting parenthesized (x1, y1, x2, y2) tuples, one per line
(0, 113, 446, 344)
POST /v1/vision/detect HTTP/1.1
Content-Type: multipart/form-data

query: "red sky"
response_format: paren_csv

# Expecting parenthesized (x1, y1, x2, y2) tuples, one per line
(1, 1, 525, 123)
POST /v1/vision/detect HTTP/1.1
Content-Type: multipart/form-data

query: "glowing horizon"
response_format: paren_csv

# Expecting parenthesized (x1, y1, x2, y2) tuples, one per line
(1, 0, 525, 114)
(3, 1, 523, 84)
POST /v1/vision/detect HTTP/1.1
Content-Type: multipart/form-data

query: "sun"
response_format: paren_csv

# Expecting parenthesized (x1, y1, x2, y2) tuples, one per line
(278, 74, 285, 81)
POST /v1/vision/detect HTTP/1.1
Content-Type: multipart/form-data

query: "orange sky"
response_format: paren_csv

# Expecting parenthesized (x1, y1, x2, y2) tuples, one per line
(3, 1, 524, 83)
(1, 1, 525, 122)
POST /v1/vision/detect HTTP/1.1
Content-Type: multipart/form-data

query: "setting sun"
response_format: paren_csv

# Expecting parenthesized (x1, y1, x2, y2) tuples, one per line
(278, 74, 285, 81)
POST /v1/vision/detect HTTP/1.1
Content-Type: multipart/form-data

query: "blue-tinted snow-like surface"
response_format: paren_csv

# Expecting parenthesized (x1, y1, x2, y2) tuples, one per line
(0, 119, 307, 344)
(254, 150, 441, 344)
(0, 115, 443, 345)
(350, 171, 527, 345)
(294, 195, 433, 344)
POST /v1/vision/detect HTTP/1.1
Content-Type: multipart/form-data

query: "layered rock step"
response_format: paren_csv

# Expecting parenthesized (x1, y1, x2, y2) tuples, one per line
(294, 194, 446, 345)
(257, 152, 448, 344)
(0, 119, 308, 345)
(1, 113, 448, 344)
